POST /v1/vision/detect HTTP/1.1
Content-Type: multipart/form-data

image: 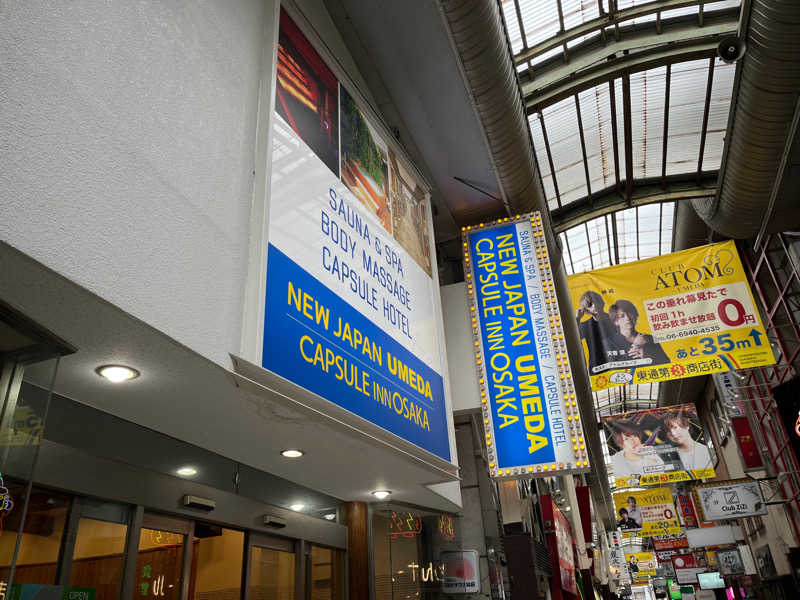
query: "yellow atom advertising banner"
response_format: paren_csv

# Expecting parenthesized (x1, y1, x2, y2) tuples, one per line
(613, 488, 681, 537)
(567, 241, 774, 391)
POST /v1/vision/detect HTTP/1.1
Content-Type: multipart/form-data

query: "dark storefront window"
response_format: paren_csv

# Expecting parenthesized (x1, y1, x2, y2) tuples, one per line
(373, 507, 463, 600)
(248, 546, 295, 600)
(0, 484, 70, 584)
(70, 517, 128, 600)
(189, 525, 245, 600)
(309, 546, 345, 600)
(133, 528, 185, 600)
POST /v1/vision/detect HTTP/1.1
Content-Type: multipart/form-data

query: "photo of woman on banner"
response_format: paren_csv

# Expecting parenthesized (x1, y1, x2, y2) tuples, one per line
(576, 290, 629, 374)
(608, 420, 664, 479)
(663, 410, 713, 473)
(609, 299, 669, 365)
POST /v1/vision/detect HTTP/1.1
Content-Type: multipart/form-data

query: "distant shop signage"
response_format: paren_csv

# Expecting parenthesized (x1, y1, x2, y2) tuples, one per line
(730, 417, 763, 470)
(463, 214, 588, 478)
(677, 494, 698, 528)
(653, 534, 689, 551)
(717, 548, 745, 575)
(441, 550, 480, 594)
(567, 241, 774, 391)
(671, 554, 706, 584)
(262, 9, 450, 460)
(625, 552, 657, 578)
(613, 488, 680, 537)
(554, 501, 578, 596)
(602, 404, 715, 487)
(693, 479, 768, 521)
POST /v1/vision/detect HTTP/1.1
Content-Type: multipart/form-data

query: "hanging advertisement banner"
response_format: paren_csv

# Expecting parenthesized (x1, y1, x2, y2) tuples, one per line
(677, 494, 698, 528)
(625, 552, 657, 578)
(602, 404, 715, 487)
(730, 417, 764, 470)
(263, 10, 450, 460)
(653, 534, 690, 552)
(463, 214, 588, 478)
(712, 372, 745, 416)
(671, 554, 706, 584)
(717, 548, 745, 575)
(692, 479, 768, 521)
(773, 376, 800, 470)
(554, 501, 578, 596)
(613, 488, 681, 537)
(566, 241, 774, 391)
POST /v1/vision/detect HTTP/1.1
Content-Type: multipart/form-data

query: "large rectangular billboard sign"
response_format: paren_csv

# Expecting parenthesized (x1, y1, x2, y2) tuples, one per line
(263, 9, 450, 460)
(613, 488, 681, 537)
(567, 241, 774, 391)
(602, 404, 715, 487)
(463, 214, 588, 478)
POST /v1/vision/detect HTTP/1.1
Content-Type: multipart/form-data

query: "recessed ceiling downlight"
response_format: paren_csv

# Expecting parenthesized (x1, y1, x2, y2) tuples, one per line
(290, 503, 305, 512)
(324, 513, 336, 521)
(96, 364, 140, 383)
(281, 449, 305, 458)
(176, 466, 198, 477)
(371, 490, 391, 500)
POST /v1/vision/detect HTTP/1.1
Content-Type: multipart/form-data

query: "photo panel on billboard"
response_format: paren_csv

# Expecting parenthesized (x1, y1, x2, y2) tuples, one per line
(340, 86, 392, 234)
(602, 404, 715, 487)
(275, 9, 339, 176)
(567, 241, 774, 392)
(613, 488, 681, 537)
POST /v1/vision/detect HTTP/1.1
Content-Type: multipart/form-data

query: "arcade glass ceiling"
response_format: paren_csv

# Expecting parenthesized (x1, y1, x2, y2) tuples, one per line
(499, 0, 740, 507)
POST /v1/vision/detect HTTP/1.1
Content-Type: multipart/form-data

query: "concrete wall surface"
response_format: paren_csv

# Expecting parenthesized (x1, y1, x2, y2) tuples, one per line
(1, 0, 270, 368)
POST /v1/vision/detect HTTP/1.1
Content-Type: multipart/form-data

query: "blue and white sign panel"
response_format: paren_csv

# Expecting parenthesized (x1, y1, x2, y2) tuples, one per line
(463, 214, 589, 479)
(262, 12, 449, 462)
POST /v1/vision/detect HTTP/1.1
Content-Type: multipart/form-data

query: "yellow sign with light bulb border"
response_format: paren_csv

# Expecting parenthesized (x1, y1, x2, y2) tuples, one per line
(567, 240, 774, 392)
(462, 212, 589, 480)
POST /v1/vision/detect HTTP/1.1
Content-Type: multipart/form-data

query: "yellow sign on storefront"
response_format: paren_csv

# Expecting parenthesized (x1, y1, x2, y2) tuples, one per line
(613, 488, 681, 537)
(625, 552, 657, 579)
(567, 241, 774, 391)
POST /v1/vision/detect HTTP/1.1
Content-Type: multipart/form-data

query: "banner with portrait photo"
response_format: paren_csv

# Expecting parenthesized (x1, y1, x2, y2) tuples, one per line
(567, 241, 774, 392)
(602, 404, 715, 487)
(613, 488, 681, 537)
(625, 552, 657, 579)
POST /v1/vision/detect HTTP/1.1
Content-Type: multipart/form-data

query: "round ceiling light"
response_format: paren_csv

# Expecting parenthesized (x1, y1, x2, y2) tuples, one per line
(96, 364, 140, 383)
(324, 513, 336, 521)
(371, 490, 391, 500)
(281, 449, 305, 458)
(176, 466, 198, 477)
(289, 503, 305, 512)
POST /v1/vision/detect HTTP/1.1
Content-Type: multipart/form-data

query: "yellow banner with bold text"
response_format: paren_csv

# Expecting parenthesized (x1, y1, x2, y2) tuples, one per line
(613, 487, 681, 537)
(625, 552, 657, 579)
(567, 241, 774, 391)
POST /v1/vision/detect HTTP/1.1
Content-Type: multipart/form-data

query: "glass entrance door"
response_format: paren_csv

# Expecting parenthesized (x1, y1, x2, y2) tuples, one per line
(132, 514, 189, 600)
(246, 534, 296, 600)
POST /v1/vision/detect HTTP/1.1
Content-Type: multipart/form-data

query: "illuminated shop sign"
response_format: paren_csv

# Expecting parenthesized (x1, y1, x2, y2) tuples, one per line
(262, 10, 450, 460)
(462, 213, 589, 479)
(567, 240, 774, 391)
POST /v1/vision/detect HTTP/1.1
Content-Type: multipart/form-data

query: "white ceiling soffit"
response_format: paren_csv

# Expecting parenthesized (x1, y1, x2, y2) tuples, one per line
(0, 242, 460, 513)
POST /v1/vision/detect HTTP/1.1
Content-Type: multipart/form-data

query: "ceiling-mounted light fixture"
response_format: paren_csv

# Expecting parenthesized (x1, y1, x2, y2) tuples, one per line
(96, 364, 140, 383)
(371, 490, 391, 500)
(281, 449, 305, 458)
(324, 513, 336, 521)
(176, 466, 198, 477)
(289, 503, 305, 512)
